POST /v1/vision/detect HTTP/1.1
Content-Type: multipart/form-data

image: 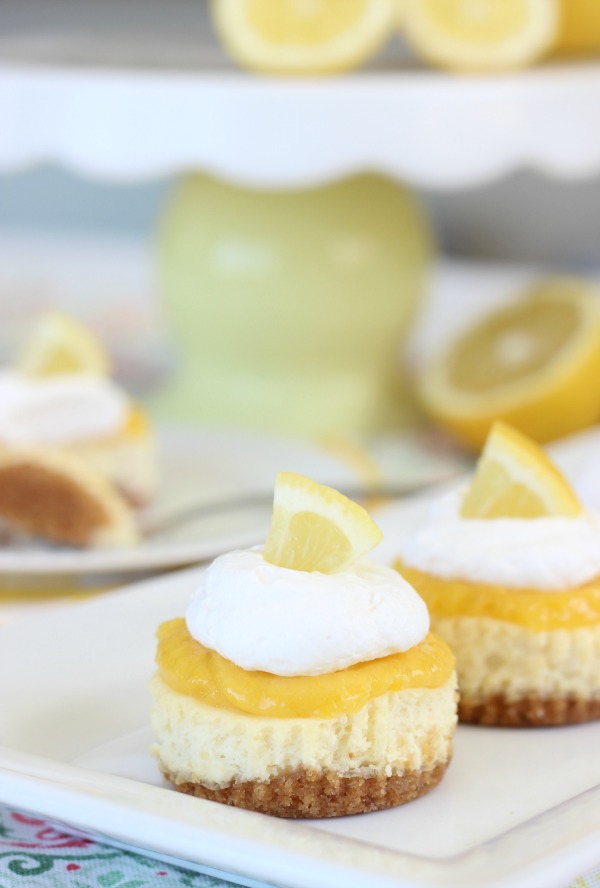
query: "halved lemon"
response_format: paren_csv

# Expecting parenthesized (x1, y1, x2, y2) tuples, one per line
(401, 0, 559, 72)
(461, 421, 581, 518)
(394, 0, 408, 28)
(210, 0, 396, 75)
(263, 471, 383, 572)
(418, 278, 600, 452)
(554, 0, 600, 54)
(17, 312, 111, 378)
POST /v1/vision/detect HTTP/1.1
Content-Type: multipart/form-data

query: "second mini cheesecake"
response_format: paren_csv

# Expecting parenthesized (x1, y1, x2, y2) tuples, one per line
(395, 422, 600, 727)
(151, 472, 457, 818)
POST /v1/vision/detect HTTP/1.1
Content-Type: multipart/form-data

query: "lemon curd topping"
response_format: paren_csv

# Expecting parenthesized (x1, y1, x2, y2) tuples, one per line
(156, 618, 455, 719)
(395, 559, 600, 631)
(86, 405, 148, 443)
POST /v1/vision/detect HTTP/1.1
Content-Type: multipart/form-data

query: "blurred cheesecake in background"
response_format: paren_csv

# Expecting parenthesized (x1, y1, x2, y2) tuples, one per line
(0, 312, 158, 547)
(0, 447, 139, 549)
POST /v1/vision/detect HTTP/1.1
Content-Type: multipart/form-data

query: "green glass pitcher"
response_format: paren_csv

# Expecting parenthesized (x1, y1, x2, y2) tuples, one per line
(153, 172, 433, 439)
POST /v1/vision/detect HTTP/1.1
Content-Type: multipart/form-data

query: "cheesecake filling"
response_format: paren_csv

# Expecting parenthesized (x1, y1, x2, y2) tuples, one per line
(151, 673, 458, 788)
(433, 617, 600, 702)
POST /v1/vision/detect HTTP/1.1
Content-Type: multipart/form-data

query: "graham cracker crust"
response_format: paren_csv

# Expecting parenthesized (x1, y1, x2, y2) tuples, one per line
(0, 462, 108, 546)
(163, 760, 450, 818)
(459, 695, 600, 727)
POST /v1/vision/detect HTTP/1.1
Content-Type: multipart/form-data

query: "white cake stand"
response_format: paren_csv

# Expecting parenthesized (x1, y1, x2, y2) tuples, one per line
(3, 61, 600, 188)
(2, 5, 600, 191)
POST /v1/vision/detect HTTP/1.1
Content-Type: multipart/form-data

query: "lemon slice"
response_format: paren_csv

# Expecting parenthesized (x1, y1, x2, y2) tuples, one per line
(210, 0, 395, 75)
(401, 0, 558, 72)
(461, 421, 581, 519)
(554, 0, 600, 54)
(263, 471, 383, 572)
(17, 312, 111, 378)
(419, 278, 600, 452)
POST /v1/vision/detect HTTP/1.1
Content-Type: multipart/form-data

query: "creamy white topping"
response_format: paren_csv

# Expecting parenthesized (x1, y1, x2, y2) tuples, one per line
(0, 371, 129, 446)
(186, 547, 430, 677)
(397, 488, 600, 592)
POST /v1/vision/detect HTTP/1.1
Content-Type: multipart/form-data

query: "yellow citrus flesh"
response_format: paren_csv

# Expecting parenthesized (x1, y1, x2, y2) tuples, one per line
(246, 0, 378, 43)
(461, 421, 582, 519)
(554, 0, 600, 53)
(401, 0, 558, 71)
(395, 560, 600, 631)
(156, 618, 455, 718)
(263, 472, 383, 572)
(418, 279, 600, 452)
(17, 312, 110, 378)
(122, 406, 150, 438)
(210, 0, 395, 74)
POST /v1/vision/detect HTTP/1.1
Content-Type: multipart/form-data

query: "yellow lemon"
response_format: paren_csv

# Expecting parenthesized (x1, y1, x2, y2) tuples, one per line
(263, 471, 383, 572)
(210, 0, 395, 74)
(461, 421, 582, 518)
(394, 0, 408, 27)
(17, 312, 110, 378)
(554, 0, 600, 54)
(418, 278, 600, 452)
(401, 0, 559, 72)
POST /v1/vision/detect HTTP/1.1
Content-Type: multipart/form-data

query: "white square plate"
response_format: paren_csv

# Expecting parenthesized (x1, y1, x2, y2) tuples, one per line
(0, 552, 599, 888)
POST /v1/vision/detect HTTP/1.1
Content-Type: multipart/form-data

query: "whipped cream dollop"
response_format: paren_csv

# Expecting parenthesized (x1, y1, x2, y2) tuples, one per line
(0, 371, 129, 446)
(186, 547, 430, 676)
(397, 488, 600, 592)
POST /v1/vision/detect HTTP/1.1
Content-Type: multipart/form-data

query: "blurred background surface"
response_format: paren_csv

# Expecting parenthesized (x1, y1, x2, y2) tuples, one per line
(3, 0, 600, 452)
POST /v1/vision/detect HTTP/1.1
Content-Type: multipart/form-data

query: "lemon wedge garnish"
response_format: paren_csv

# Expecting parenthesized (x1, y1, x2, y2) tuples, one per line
(210, 0, 395, 75)
(401, 0, 558, 72)
(17, 312, 111, 378)
(461, 421, 582, 519)
(418, 278, 600, 452)
(263, 471, 383, 572)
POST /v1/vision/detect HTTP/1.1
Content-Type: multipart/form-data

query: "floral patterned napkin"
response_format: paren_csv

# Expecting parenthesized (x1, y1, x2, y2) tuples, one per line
(0, 806, 597, 888)
(0, 808, 225, 888)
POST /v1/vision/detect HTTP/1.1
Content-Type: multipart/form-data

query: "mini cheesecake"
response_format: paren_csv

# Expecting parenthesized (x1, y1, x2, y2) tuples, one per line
(151, 618, 456, 818)
(0, 370, 158, 508)
(151, 537, 457, 819)
(395, 561, 600, 727)
(394, 422, 600, 728)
